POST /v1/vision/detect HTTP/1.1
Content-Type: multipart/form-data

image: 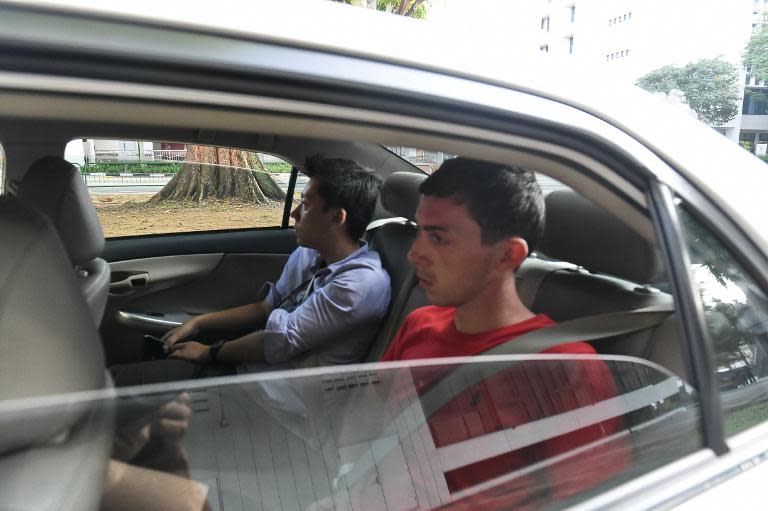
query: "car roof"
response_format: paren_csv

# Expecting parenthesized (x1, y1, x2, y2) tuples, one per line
(2, 0, 767, 248)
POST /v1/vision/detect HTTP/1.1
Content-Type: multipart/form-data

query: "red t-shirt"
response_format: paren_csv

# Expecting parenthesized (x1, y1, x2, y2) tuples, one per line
(381, 306, 630, 507)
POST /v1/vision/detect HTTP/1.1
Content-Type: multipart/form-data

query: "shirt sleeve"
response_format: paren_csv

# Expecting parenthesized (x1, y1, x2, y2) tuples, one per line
(262, 266, 390, 364)
(265, 247, 305, 309)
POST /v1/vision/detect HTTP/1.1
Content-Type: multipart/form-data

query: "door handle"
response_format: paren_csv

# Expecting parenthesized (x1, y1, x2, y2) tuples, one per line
(110, 272, 150, 292)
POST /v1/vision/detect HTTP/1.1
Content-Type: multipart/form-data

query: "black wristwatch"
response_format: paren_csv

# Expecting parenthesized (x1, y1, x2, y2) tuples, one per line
(208, 340, 226, 363)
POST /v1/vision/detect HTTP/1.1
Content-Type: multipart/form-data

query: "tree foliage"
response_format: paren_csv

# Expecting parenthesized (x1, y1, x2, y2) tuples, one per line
(331, 0, 428, 18)
(636, 58, 740, 125)
(151, 145, 285, 204)
(745, 15, 768, 84)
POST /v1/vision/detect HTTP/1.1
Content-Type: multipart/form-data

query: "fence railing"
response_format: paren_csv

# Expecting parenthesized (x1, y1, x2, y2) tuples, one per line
(89, 149, 187, 163)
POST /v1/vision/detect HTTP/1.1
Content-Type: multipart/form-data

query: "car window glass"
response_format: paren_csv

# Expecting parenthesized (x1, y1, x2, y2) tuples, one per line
(7, 357, 700, 510)
(388, 146, 572, 198)
(65, 139, 292, 237)
(678, 206, 768, 436)
(386, 146, 453, 174)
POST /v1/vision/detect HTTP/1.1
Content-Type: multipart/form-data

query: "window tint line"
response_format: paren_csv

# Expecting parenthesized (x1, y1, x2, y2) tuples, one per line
(282, 165, 299, 228)
(649, 180, 727, 455)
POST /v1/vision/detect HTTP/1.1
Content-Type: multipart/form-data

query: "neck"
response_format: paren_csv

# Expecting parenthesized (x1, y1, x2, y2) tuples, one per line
(453, 275, 535, 334)
(317, 235, 361, 264)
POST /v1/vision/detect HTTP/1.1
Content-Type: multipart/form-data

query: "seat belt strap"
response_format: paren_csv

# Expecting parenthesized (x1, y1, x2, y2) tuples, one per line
(420, 303, 675, 418)
(483, 302, 675, 357)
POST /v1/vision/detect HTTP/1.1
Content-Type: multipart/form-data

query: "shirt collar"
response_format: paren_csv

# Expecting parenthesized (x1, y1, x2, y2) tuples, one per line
(311, 242, 370, 275)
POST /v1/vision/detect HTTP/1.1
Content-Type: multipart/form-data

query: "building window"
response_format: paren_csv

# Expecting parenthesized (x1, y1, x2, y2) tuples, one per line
(743, 93, 768, 115)
(569, 4, 576, 22)
(567, 35, 574, 54)
(541, 16, 550, 32)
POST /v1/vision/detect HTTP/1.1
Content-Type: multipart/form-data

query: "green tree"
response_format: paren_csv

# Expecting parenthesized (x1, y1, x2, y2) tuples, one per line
(331, 0, 428, 18)
(745, 15, 768, 84)
(636, 58, 740, 125)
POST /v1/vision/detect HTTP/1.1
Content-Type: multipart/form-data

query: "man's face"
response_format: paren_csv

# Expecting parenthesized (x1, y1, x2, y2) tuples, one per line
(408, 195, 502, 307)
(290, 178, 337, 249)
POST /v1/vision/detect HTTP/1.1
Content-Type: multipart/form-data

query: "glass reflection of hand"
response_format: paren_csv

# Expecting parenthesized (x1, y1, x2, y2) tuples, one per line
(113, 393, 192, 476)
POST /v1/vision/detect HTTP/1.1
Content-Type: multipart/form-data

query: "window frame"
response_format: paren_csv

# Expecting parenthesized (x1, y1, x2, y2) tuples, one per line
(647, 166, 768, 453)
(648, 179, 727, 454)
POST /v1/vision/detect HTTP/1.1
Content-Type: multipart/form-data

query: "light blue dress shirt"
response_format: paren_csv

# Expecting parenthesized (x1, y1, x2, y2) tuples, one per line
(243, 243, 391, 369)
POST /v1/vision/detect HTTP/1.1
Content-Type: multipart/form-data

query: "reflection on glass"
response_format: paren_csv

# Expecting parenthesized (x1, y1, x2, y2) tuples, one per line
(680, 207, 768, 435)
(0, 357, 700, 511)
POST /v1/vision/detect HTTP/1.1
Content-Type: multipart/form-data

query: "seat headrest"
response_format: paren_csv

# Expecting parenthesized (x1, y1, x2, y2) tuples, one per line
(539, 190, 660, 283)
(0, 197, 106, 454)
(381, 171, 427, 220)
(17, 156, 104, 265)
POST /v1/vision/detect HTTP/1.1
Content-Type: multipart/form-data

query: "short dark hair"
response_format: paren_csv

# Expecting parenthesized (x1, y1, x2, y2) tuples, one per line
(304, 154, 382, 240)
(419, 158, 545, 251)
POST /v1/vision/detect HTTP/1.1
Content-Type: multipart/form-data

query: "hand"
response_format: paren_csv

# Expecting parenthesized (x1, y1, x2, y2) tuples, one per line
(113, 393, 192, 463)
(167, 341, 211, 363)
(162, 318, 201, 352)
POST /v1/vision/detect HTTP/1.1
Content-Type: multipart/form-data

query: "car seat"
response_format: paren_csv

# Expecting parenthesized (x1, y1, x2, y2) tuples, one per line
(0, 196, 113, 510)
(527, 189, 683, 377)
(366, 171, 426, 361)
(17, 155, 110, 326)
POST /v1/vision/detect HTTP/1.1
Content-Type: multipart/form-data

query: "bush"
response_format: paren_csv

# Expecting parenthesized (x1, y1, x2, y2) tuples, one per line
(263, 162, 292, 173)
(83, 162, 181, 174)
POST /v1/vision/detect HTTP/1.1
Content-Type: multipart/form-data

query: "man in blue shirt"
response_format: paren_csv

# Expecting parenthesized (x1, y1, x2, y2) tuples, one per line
(111, 156, 390, 385)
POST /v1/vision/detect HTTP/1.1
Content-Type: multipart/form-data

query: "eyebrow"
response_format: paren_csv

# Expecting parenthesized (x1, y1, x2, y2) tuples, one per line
(419, 224, 449, 232)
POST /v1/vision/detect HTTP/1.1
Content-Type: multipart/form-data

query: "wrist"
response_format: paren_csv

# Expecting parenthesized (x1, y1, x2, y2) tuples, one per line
(207, 340, 226, 363)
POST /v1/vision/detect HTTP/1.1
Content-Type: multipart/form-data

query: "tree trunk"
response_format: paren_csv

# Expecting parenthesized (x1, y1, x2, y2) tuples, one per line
(404, 0, 425, 17)
(151, 145, 286, 204)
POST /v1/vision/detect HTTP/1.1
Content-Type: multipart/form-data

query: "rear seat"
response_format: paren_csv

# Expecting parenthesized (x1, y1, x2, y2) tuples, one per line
(524, 190, 684, 377)
(365, 171, 427, 361)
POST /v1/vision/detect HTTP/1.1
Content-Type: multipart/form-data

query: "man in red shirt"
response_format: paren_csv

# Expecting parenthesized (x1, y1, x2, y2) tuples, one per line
(380, 158, 629, 507)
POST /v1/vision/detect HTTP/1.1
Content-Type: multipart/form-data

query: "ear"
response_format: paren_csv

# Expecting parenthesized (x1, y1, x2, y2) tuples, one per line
(498, 236, 529, 271)
(333, 208, 348, 225)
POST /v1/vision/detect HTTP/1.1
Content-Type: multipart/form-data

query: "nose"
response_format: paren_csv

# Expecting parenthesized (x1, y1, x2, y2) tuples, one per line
(290, 204, 302, 222)
(407, 230, 427, 266)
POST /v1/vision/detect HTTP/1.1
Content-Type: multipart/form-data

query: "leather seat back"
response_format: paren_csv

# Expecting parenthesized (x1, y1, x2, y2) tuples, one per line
(527, 190, 683, 376)
(0, 196, 113, 510)
(17, 156, 110, 326)
(366, 171, 426, 361)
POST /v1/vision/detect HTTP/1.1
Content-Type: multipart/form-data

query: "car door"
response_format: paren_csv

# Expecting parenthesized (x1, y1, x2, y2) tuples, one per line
(74, 145, 302, 365)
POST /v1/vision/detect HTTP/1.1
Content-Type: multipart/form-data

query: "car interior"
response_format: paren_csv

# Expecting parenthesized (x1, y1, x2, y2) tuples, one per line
(0, 96, 687, 509)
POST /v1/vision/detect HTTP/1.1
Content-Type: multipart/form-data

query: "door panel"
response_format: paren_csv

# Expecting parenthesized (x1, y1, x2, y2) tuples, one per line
(101, 229, 297, 365)
(103, 228, 297, 262)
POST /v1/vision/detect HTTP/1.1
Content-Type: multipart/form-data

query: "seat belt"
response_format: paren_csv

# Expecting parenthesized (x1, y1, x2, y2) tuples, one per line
(420, 302, 675, 418)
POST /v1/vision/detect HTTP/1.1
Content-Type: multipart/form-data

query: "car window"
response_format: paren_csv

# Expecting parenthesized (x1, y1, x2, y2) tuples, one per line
(386, 146, 571, 196)
(8, 357, 700, 511)
(64, 139, 293, 237)
(678, 206, 768, 436)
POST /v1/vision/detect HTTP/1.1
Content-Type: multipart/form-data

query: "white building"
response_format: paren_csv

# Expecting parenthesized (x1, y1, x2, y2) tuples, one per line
(533, 0, 762, 145)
